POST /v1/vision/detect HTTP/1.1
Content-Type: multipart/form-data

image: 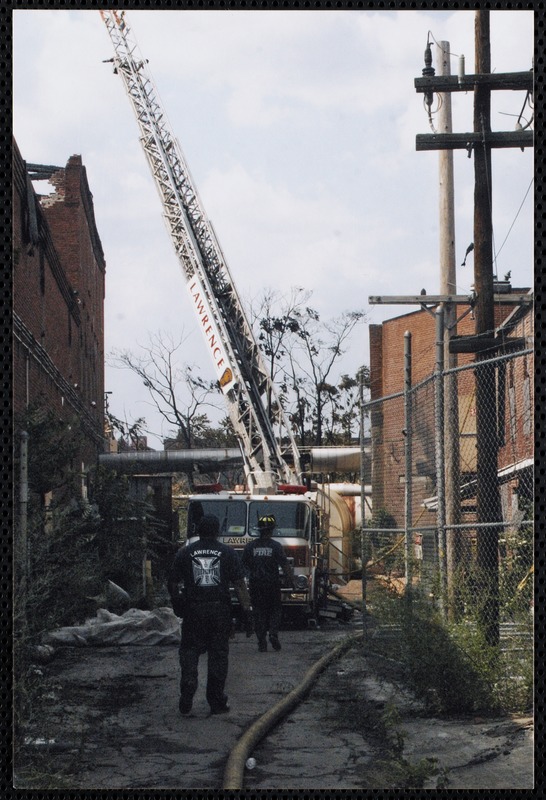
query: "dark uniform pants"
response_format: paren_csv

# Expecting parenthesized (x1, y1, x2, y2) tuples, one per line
(249, 582, 282, 642)
(179, 601, 232, 711)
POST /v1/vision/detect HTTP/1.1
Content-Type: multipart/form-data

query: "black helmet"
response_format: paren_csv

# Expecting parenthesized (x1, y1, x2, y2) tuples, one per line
(257, 514, 276, 531)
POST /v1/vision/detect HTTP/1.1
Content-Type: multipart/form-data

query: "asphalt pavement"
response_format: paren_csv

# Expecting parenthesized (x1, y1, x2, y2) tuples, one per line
(16, 617, 534, 791)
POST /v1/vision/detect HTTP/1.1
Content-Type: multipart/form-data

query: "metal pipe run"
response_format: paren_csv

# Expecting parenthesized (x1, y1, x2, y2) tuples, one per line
(99, 448, 242, 470)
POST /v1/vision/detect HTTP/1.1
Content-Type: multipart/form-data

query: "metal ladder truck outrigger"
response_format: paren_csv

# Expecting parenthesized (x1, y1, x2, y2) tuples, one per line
(101, 10, 353, 627)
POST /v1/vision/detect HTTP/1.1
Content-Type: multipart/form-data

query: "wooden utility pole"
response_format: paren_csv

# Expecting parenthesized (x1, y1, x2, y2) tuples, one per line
(437, 41, 462, 620)
(438, 40, 456, 299)
(473, 9, 502, 647)
(411, 10, 532, 644)
(473, 11, 494, 338)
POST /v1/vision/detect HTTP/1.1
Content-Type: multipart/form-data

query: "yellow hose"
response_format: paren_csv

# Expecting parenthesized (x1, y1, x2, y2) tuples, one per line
(222, 630, 363, 789)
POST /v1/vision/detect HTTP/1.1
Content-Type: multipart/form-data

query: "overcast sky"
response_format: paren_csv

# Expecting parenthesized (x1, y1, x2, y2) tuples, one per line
(13, 8, 534, 449)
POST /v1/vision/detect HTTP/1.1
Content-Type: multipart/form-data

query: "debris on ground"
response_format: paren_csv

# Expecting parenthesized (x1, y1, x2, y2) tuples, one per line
(42, 607, 181, 647)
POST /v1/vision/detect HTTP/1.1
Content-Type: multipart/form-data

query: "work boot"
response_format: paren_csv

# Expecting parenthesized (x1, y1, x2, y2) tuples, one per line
(258, 639, 267, 652)
(269, 635, 281, 651)
(179, 696, 193, 715)
(210, 703, 230, 715)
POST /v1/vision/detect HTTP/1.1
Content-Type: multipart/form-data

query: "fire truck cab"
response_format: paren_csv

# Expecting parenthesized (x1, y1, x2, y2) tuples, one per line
(186, 488, 328, 623)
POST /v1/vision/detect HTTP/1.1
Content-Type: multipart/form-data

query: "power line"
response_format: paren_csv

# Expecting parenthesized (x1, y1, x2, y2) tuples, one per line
(495, 177, 534, 261)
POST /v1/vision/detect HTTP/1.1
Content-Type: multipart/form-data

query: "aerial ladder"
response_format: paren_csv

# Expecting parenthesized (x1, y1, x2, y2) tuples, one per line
(101, 11, 354, 623)
(100, 9, 301, 493)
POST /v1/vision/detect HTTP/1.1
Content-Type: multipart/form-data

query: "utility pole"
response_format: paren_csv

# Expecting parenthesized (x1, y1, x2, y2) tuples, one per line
(438, 40, 457, 300)
(394, 10, 532, 643)
(472, 9, 502, 647)
(437, 41, 462, 620)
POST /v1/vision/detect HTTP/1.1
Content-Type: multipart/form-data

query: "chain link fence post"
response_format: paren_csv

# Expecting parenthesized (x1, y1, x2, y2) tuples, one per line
(435, 309, 447, 617)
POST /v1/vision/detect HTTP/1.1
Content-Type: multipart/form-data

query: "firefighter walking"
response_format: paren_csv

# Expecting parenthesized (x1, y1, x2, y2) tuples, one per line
(167, 514, 252, 715)
(242, 514, 295, 652)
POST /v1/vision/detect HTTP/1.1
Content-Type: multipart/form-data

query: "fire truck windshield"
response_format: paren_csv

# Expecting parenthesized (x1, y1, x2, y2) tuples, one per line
(187, 498, 310, 540)
(187, 500, 247, 538)
(248, 501, 309, 538)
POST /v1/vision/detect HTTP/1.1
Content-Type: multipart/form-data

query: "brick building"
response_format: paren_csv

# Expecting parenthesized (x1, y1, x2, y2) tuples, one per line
(492, 302, 534, 517)
(13, 138, 106, 497)
(368, 292, 533, 530)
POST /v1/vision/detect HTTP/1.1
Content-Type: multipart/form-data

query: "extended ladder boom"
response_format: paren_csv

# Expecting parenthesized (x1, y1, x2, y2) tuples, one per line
(101, 10, 301, 491)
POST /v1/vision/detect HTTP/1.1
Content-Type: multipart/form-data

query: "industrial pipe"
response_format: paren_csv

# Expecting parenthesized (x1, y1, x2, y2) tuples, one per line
(100, 446, 369, 475)
(309, 447, 365, 472)
(99, 448, 242, 470)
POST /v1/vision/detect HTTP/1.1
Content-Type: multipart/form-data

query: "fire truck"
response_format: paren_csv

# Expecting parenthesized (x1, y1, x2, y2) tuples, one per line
(101, 11, 352, 624)
(186, 486, 332, 623)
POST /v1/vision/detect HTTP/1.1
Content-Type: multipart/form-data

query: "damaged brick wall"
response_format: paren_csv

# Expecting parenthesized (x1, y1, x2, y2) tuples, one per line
(12, 138, 106, 478)
(39, 154, 106, 418)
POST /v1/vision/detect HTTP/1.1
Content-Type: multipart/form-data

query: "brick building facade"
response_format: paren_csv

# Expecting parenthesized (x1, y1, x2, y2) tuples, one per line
(13, 139, 106, 495)
(368, 294, 533, 529)
(493, 303, 534, 519)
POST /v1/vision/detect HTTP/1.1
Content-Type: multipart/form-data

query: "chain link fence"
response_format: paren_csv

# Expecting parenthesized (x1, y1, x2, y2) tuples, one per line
(362, 339, 533, 699)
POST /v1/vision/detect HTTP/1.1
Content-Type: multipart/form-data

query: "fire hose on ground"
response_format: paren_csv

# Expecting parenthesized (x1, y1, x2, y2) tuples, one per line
(222, 630, 363, 790)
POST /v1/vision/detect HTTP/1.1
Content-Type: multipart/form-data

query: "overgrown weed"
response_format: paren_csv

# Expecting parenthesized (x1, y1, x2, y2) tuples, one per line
(368, 580, 533, 715)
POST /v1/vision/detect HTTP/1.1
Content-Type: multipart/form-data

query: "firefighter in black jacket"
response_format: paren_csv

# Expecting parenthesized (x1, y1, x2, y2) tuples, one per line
(168, 514, 252, 715)
(242, 514, 295, 652)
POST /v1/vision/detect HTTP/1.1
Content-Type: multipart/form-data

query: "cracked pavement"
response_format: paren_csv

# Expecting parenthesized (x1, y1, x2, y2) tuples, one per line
(16, 618, 534, 790)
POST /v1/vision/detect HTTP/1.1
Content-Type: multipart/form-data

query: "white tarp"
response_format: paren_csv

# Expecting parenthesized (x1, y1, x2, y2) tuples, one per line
(43, 607, 181, 647)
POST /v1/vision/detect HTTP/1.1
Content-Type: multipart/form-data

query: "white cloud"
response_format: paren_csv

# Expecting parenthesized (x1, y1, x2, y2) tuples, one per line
(13, 8, 534, 448)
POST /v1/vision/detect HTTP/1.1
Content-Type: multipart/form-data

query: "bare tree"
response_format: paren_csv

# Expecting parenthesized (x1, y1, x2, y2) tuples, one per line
(106, 412, 148, 451)
(109, 302, 366, 453)
(250, 290, 366, 446)
(327, 368, 370, 444)
(251, 286, 312, 385)
(108, 331, 222, 448)
(288, 307, 366, 445)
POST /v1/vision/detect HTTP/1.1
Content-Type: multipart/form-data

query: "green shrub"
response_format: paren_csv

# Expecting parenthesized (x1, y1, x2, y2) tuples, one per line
(368, 578, 532, 716)
(400, 599, 494, 714)
(13, 404, 161, 778)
